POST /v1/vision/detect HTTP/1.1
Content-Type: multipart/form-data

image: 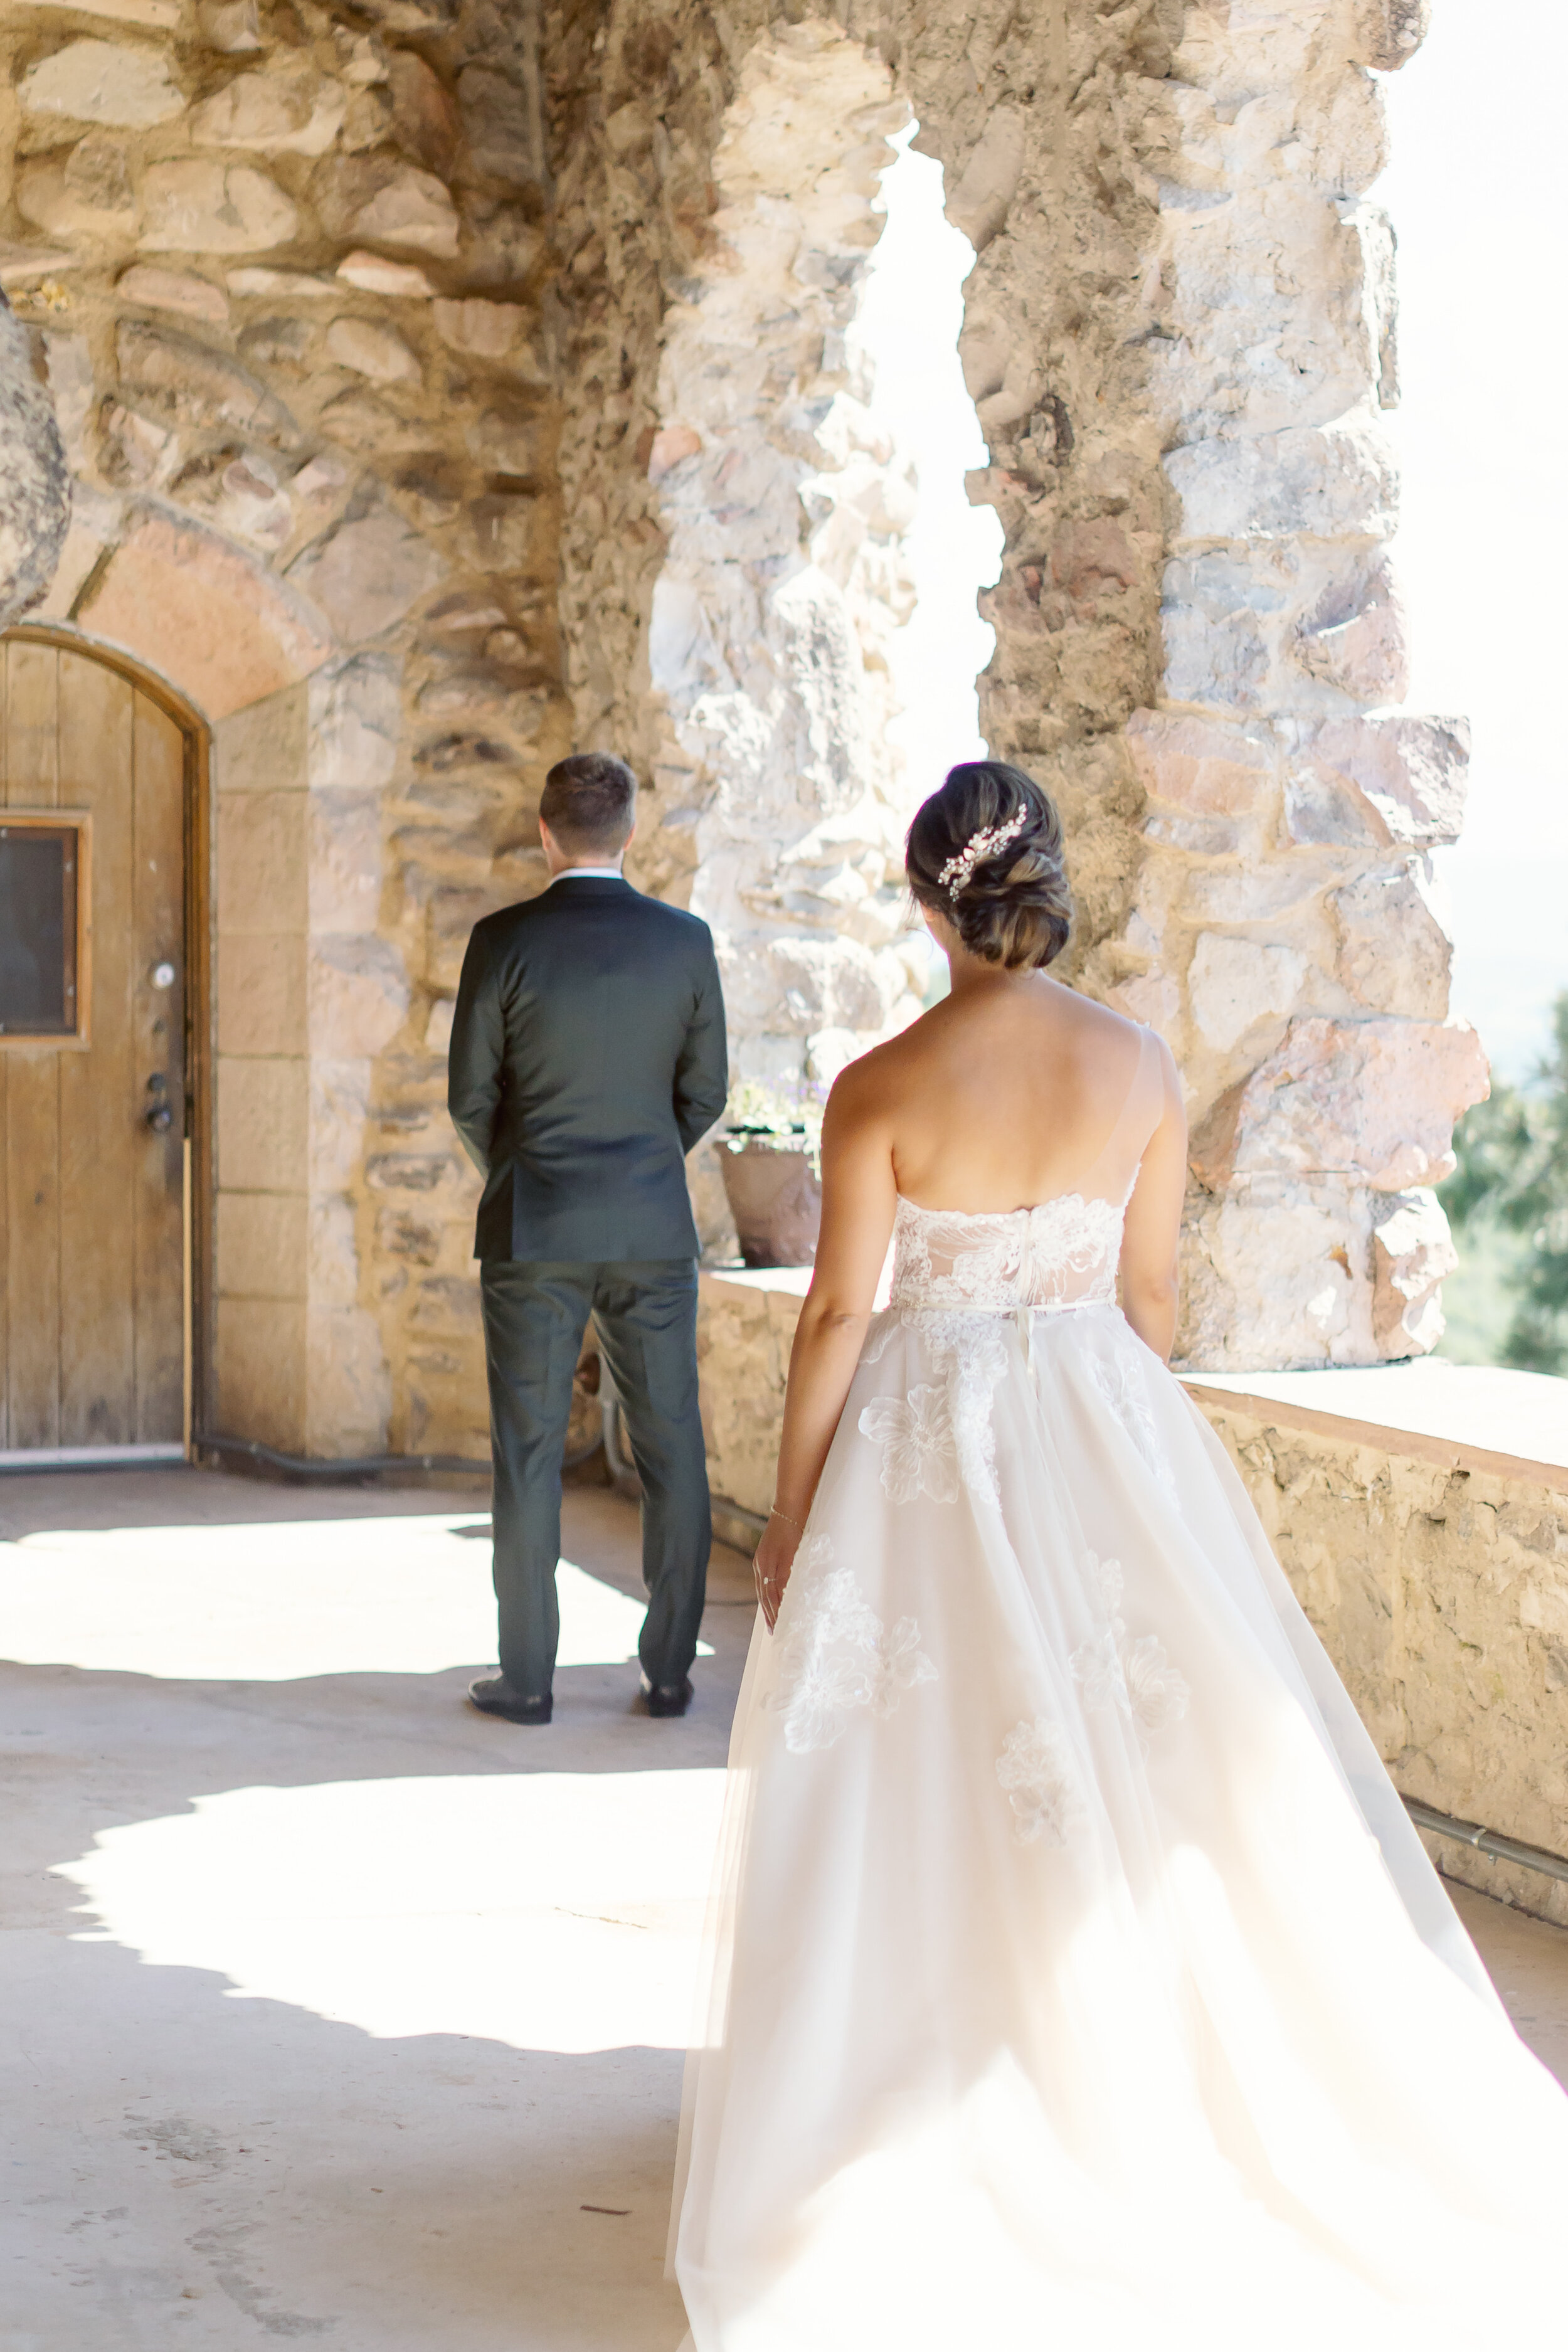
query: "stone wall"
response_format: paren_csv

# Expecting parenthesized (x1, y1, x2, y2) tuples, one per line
(0, 290, 67, 622)
(0, 0, 1492, 1459)
(549, 0, 1483, 1370)
(1202, 1394, 1568, 1931)
(0, 0, 569, 1456)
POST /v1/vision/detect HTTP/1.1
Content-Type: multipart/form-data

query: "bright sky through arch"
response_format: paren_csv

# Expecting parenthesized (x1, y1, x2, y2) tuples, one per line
(1379, 0, 1568, 1083)
(859, 125, 1002, 819)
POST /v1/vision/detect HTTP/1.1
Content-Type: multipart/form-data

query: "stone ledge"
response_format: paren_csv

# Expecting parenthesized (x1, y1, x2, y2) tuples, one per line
(1180, 1359, 1568, 1495)
(699, 1266, 1568, 1499)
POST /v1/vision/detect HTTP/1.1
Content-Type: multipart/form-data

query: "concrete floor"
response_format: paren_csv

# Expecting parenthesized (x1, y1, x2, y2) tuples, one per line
(3, 1468, 1567, 2350)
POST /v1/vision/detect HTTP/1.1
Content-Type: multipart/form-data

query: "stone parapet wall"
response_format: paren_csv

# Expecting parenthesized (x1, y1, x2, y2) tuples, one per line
(698, 1267, 1568, 1926)
(1198, 1389, 1568, 1931)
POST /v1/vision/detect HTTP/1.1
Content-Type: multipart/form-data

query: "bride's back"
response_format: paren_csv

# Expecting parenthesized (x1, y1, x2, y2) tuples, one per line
(873, 975, 1156, 1214)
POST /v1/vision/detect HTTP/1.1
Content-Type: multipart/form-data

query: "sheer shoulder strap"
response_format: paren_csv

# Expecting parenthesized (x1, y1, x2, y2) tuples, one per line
(1076, 1028, 1165, 1206)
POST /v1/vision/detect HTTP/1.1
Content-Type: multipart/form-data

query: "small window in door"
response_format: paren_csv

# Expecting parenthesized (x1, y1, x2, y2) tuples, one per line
(0, 812, 90, 1047)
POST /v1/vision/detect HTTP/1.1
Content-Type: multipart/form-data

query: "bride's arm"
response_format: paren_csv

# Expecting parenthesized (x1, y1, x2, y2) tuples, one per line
(1119, 1039, 1187, 1362)
(753, 1064, 897, 1629)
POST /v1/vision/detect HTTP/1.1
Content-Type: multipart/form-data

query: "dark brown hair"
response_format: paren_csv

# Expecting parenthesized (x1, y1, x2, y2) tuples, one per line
(540, 752, 637, 856)
(906, 760, 1074, 970)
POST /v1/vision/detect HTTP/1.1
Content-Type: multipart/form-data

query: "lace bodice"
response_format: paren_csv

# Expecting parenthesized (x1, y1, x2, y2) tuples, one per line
(889, 1192, 1126, 1313)
(886, 1025, 1163, 1316)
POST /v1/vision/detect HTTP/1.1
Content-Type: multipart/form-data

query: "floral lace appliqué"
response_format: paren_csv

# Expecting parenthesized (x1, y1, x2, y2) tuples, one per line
(858, 1311, 1009, 1510)
(996, 1717, 1084, 1847)
(890, 1194, 1124, 1313)
(857, 1383, 958, 1505)
(1084, 1350, 1181, 1509)
(772, 1535, 937, 1754)
(1069, 1552, 1190, 1751)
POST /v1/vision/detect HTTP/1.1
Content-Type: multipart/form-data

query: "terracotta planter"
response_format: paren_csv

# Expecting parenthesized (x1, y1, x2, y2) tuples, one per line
(718, 1134, 822, 1268)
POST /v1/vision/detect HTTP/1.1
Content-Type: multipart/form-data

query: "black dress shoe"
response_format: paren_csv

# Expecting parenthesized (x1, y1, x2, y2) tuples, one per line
(469, 1673, 552, 1725)
(642, 1675, 693, 1719)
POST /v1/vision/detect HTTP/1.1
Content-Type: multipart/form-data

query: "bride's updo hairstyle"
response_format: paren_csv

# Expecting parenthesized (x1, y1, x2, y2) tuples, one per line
(906, 760, 1074, 970)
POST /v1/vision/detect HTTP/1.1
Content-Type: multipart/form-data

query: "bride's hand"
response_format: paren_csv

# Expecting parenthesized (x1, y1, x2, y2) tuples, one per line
(753, 1513, 802, 1633)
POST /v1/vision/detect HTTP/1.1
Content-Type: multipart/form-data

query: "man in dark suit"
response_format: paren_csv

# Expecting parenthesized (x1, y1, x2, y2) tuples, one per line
(448, 753, 728, 1725)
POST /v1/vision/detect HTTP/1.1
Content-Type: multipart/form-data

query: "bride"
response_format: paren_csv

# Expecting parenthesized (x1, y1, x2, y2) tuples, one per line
(667, 760, 1568, 2348)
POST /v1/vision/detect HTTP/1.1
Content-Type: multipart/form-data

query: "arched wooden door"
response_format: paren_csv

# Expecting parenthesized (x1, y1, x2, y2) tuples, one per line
(0, 635, 203, 1460)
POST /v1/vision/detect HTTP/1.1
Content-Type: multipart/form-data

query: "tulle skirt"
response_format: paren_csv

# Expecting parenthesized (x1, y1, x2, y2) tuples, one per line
(669, 1300, 1568, 2349)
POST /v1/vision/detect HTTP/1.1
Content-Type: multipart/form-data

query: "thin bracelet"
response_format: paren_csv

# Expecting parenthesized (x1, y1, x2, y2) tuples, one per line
(768, 1504, 805, 1531)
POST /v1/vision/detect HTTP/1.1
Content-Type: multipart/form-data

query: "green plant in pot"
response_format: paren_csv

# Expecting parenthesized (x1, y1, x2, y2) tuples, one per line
(716, 1079, 824, 1268)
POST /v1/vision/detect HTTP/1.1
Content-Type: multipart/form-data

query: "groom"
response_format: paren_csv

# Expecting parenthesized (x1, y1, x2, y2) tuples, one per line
(447, 752, 728, 1724)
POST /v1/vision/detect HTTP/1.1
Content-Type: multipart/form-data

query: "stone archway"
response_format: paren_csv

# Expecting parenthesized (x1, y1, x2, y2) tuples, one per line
(549, 0, 1484, 1370)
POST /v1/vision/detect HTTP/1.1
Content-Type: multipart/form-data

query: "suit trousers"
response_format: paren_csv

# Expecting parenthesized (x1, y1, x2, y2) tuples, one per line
(479, 1258, 710, 1701)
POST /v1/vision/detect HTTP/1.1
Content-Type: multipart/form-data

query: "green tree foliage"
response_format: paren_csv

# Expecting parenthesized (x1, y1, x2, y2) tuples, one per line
(1441, 990, 1568, 1374)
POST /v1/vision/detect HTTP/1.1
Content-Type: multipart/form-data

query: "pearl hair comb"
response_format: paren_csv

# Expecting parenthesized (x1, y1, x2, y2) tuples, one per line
(937, 810, 1027, 900)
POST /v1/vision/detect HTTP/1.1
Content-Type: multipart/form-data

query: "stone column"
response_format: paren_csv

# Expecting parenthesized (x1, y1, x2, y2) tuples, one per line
(894, 0, 1480, 1367)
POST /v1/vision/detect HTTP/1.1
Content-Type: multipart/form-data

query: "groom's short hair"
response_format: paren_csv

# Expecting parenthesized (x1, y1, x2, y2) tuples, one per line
(541, 753, 637, 856)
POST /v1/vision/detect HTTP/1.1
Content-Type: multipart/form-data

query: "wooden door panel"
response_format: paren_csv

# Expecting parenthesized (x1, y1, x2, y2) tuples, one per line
(58, 654, 138, 1444)
(2, 641, 63, 1448)
(132, 691, 186, 1441)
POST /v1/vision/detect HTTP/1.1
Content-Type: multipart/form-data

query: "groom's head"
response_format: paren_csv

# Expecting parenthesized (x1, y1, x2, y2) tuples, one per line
(539, 753, 637, 866)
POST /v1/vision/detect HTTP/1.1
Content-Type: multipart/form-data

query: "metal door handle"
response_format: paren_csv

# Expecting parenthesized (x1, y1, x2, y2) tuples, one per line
(144, 1103, 173, 1133)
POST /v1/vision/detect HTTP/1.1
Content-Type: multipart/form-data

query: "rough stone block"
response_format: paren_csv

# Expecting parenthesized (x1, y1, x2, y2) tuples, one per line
(432, 298, 527, 358)
(1290, 714, 1468, 848)
(215, 1054, 306, 1194)
(218, 931, 307, 1056)
(1165, 425, 1397, 546)
(213, 677, 307, 795)
(467, 492, 541, 573)
(324, 317, 421, 384)
(81, 511, 332, 718)
(309, 789, 383, 933)
(19, 38, 184, 126)
(1178, 1177, 1376, 1369)
(1293, 557, 1409, 705)
(1330, 861, 1451, 1019)
(216, 1188, 307, 1301)
(139, 160, 299, 253)
(1371, 1188, 1457, 1357)
(457, 64, 542, 190)
(288, 505, 445, 643)
(189, 63, 344, 155)
(1352, 0, 1431, 73)
(307, 934, 409, 1056)
(218, 788, 307, 935)
(0, 307, 72, 626)
(305, 1305, 391, 1457)
(18, 136, 138, 240)
(945, 108, 1024, 252)
(308, 1058, 371, 1194)
(34, 479, 120, 622)
(115, 263, 230, 324)
(336, 251, 433, 299)
(307, 1192, 360, 1308)
(1189, 1015, 1490, 1194)
(1188, 933, 1308, 1053)
(308, 652, 401, 793)
(427, 886, 517, 992)
(215, 1296, 305, 1449)
(312, 156, 460, 257)
(466, 403, 541, 477)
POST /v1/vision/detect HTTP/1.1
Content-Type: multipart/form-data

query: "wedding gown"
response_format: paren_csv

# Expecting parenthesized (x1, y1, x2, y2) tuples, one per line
(668, 1032, 1568, 2349)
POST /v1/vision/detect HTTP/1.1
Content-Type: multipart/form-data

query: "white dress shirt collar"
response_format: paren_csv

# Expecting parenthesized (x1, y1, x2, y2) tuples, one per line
(549, 865, 626, 883)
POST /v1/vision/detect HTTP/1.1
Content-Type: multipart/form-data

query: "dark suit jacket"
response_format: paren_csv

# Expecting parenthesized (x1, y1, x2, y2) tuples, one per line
(447, 876, 729, 1263)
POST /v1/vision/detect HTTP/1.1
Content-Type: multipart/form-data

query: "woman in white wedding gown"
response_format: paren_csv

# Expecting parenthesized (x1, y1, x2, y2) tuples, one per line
(668, 761, 1568, 2351)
